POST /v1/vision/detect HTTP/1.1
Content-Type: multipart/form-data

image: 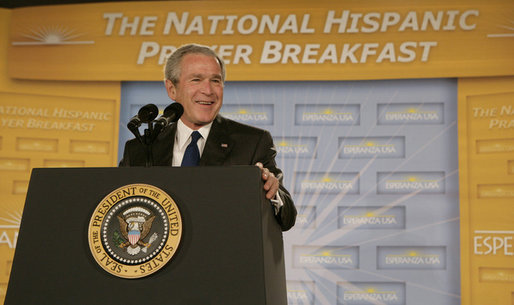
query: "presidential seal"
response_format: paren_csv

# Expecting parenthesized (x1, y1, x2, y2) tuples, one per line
(88, 184, 182, 279)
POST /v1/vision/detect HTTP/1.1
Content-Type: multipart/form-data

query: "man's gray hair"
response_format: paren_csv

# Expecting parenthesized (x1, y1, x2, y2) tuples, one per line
(164, 44, 225, 85)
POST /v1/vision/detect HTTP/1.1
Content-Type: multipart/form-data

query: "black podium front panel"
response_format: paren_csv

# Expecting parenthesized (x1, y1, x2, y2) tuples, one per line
(5, 167, 286, 305)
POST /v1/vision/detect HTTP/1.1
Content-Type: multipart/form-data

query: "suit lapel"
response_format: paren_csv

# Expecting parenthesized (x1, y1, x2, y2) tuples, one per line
(200, 116, 233, 166)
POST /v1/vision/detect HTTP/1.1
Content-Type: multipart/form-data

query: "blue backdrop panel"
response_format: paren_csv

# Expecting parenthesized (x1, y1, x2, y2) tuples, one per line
(119, 79, 459, 305)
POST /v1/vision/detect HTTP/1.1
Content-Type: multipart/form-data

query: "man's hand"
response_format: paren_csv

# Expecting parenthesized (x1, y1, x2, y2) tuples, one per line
(255, 162, 279, 200)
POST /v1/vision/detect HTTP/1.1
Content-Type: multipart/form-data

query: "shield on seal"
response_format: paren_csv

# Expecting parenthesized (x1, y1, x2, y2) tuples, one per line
(128, 229, 140, 245)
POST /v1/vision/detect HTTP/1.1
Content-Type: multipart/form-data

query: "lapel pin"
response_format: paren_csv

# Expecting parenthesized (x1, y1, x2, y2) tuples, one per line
(221, 143, 228, 148)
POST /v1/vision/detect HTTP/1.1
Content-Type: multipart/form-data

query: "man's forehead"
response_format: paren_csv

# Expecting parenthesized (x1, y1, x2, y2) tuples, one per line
(182, 53, 220, 66)
(180, 54, 222, 76)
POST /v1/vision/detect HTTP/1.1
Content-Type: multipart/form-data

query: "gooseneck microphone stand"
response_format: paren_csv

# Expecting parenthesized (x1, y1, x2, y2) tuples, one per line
(127, 103, 184, 168)
(127, 104, 159, 167)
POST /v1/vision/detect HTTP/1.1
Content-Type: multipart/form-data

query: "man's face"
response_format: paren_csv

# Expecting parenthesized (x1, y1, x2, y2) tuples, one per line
(165, 53, 224, 130)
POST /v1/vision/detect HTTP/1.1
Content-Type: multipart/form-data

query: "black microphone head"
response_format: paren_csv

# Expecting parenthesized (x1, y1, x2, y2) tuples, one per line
(150, 103, 184, 142)
(138, 104, 159, 123)
(163, 102, 184, 121)
(127, 115, 141, 129)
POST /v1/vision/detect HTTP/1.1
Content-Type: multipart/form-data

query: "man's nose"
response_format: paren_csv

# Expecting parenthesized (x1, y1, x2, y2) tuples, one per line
(200, 80, 214, 95)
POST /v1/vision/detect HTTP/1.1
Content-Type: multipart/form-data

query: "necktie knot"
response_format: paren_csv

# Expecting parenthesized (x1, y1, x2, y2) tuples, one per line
(190, 131, 202, 144)
(181, 131, 202, 167)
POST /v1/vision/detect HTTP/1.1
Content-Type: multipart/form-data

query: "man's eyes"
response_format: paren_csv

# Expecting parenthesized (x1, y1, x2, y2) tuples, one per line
(190, 78, 221, 83)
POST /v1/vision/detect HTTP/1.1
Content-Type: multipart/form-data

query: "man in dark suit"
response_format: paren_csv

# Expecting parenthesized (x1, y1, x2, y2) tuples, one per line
(120, 44, 296, 231)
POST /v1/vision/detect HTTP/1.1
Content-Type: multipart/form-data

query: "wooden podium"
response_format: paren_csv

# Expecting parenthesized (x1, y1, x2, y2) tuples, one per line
(5, 167, 287, 305)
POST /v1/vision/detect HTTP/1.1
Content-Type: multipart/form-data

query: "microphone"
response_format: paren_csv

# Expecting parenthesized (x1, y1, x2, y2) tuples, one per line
(127, 114, 141, 131)
(138, 103, 159, 123)
(127, 104, 159, 144)
(155, 103, 184, 128)
(151, 103, 184, 140)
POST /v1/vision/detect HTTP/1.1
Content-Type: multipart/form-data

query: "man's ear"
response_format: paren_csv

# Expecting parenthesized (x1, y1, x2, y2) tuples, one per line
(165, 79, 177, 100)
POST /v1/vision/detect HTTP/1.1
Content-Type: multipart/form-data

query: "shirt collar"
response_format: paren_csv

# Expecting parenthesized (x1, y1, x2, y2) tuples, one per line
(176, 119, 213, 150)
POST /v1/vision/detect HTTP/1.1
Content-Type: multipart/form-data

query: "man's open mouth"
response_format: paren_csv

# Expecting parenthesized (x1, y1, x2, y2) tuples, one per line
(196, 101, 214, 105)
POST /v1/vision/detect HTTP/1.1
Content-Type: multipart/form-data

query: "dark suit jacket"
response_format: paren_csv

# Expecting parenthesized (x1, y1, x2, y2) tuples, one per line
(119, 115, 297, 231)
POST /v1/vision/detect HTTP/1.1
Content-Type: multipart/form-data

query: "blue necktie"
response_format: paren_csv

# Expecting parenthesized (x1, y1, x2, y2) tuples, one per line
(181, 131, 202, 167)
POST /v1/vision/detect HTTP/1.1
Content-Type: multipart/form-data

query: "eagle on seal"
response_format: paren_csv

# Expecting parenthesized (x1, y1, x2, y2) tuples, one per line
(117, 213, 155, 250)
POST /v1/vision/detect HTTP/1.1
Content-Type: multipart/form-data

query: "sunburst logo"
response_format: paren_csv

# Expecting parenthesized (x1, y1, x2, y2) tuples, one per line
(12, 26, 95, 46)
(345, 286, 392, 295)
(0, 210, 22, 229)
(385, 106, 436, 116)
(304, 108, 351, 116)
(487, 18, 514, 38)
(302, 175, 339, 183)
(401, 250, 438, 258)
(295, 245, 358, 268)
(298, 172, 359, 194)
(220, 106, 269, 123)
(384, 249, 441, 261)
(223, 108, 265, 116)
(387, 108, 435, 115)
(304, 249, 352, 258)
(0, 210, 22, 249)
(322, 176, 333, 182)
(389, 175, 437, 183)
(277, 140, 307, 148)
(341, 137, 399, 157)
